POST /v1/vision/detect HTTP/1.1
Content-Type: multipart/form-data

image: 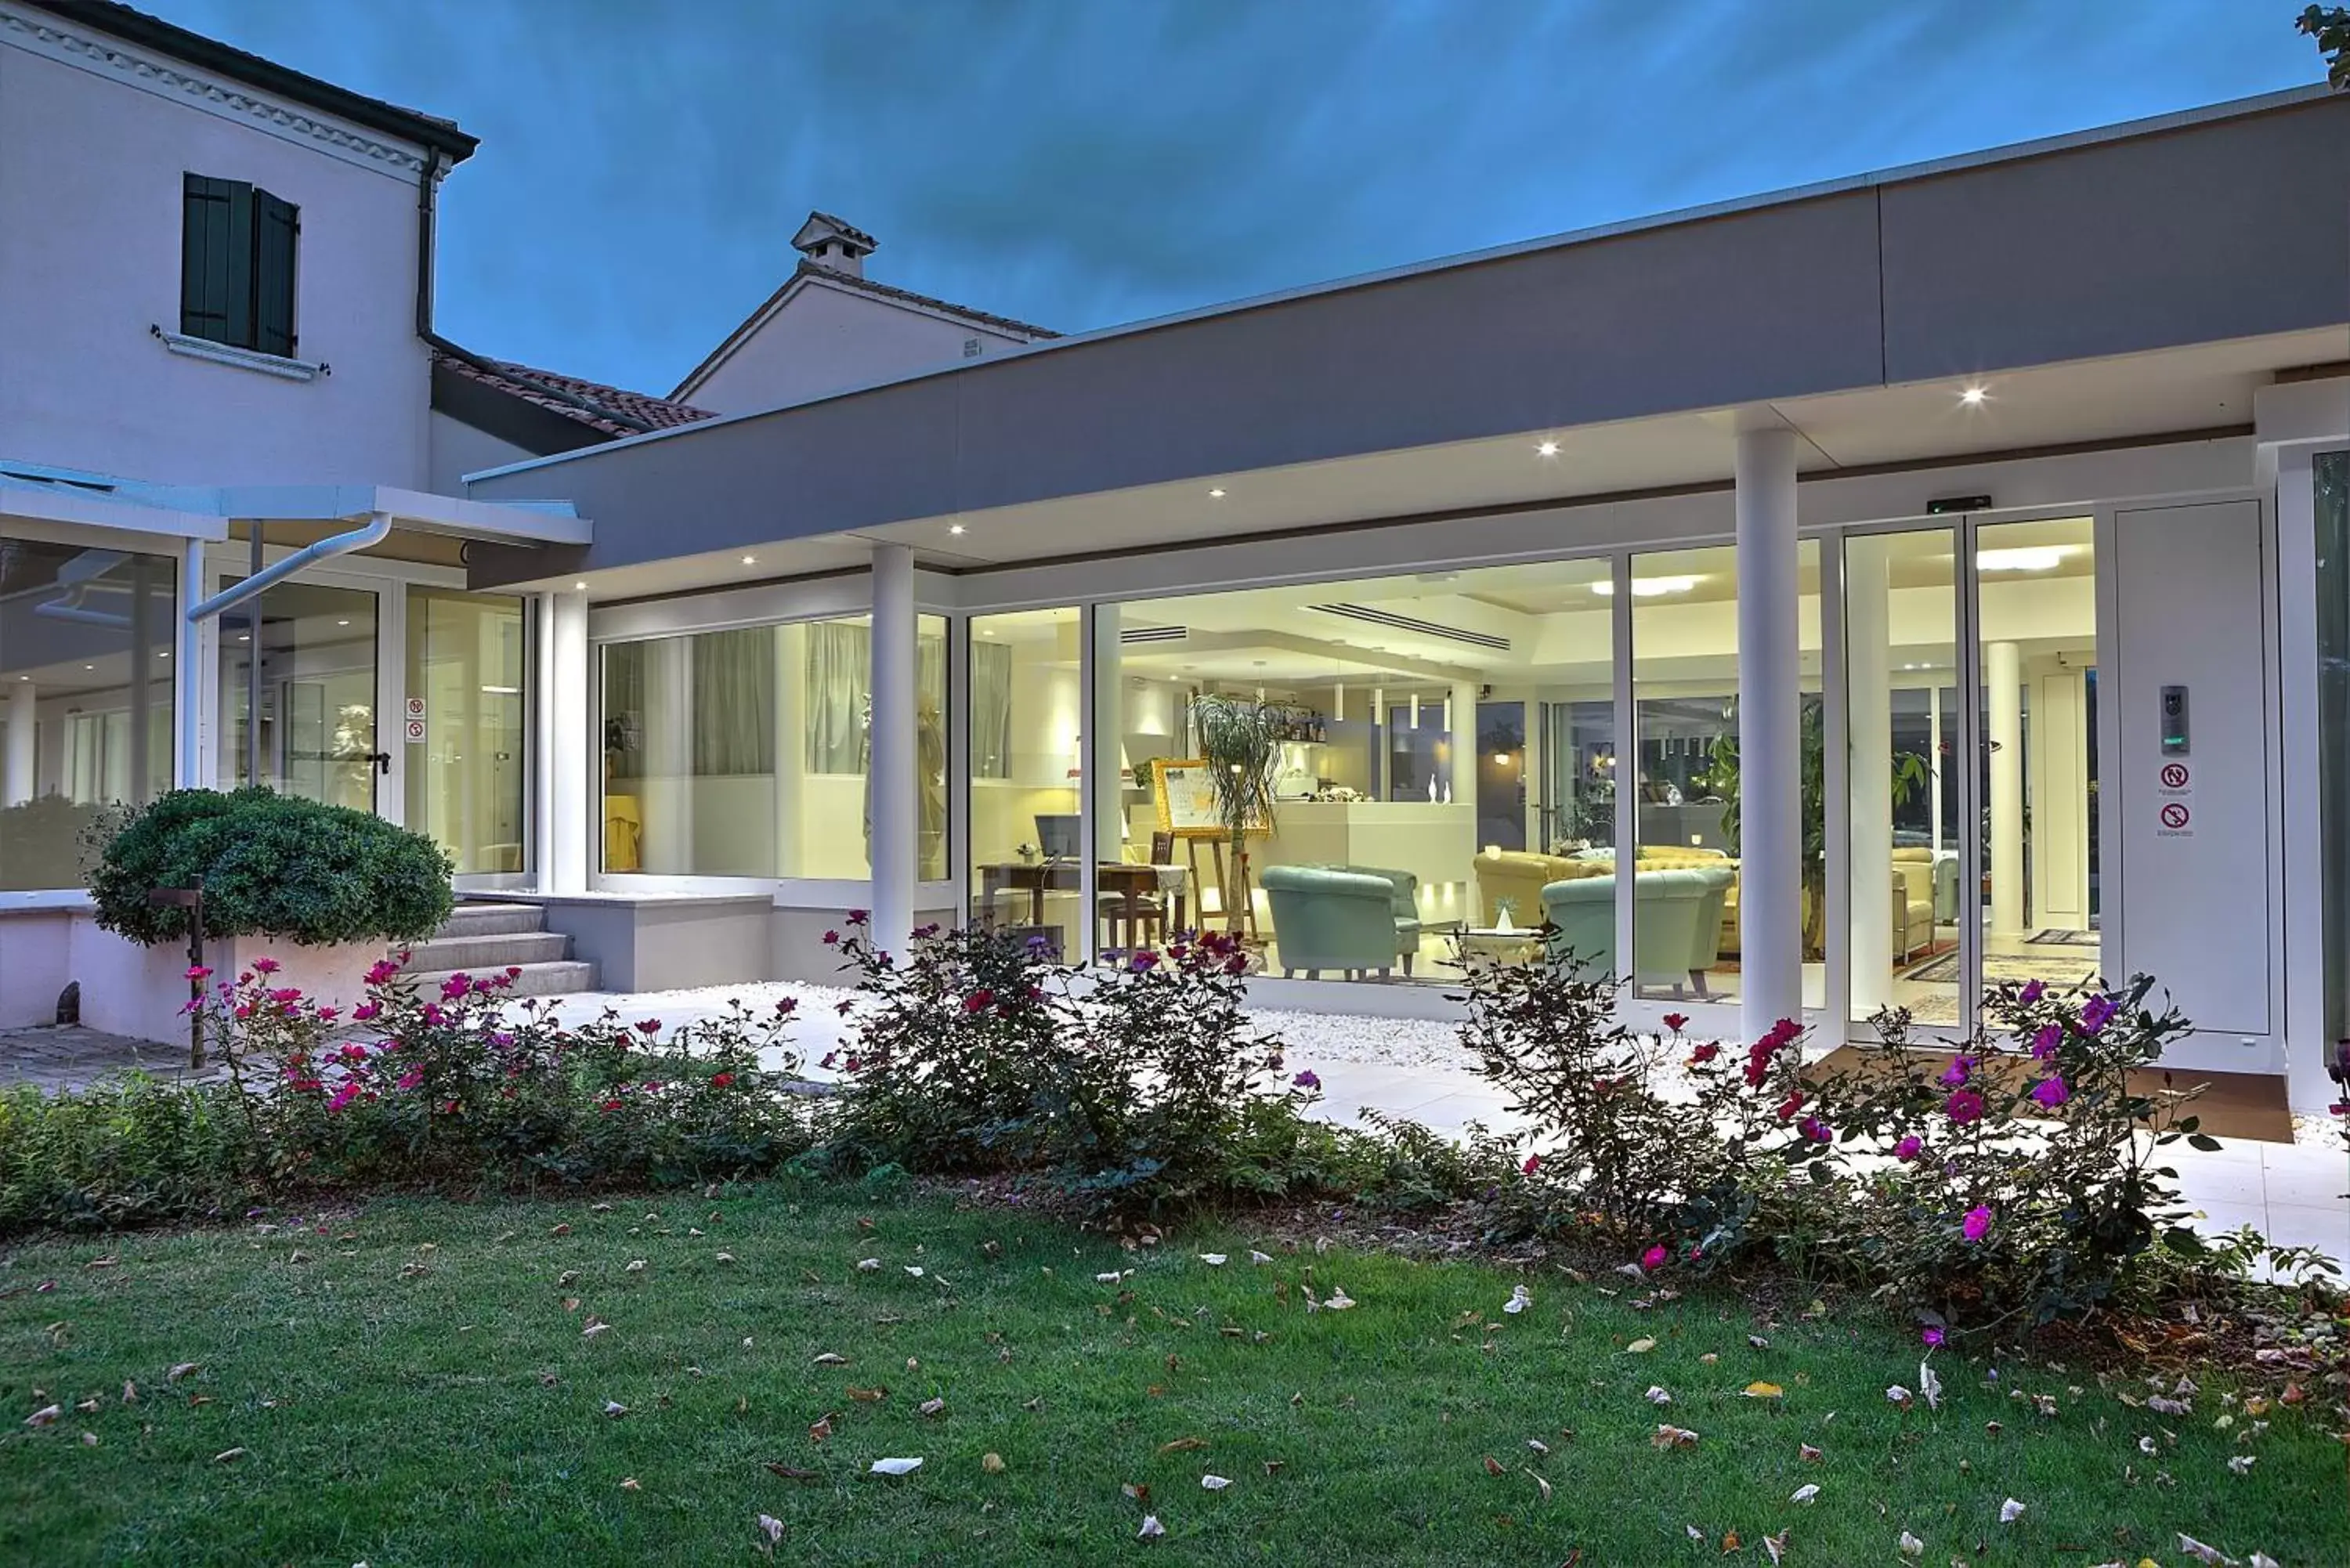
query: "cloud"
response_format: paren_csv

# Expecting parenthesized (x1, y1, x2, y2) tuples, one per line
(153, 0, 2319, 397)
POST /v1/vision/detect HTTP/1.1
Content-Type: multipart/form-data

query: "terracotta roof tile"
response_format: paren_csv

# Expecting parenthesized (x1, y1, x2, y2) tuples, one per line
(432, 346, 715, 439)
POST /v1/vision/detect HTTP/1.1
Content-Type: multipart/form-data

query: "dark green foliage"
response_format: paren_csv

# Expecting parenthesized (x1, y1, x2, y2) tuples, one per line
(86, 787, 454, 945)
(2301, 4, 2350, 87)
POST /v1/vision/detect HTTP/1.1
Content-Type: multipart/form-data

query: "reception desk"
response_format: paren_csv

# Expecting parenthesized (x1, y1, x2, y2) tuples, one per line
(1254, 800, 1479, 894)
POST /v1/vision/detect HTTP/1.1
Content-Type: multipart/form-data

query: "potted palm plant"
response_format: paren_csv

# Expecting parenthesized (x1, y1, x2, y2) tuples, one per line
(1189, 692, 1284, 941)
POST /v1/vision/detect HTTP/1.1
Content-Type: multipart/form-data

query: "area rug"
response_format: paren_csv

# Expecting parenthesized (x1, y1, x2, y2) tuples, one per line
(2026, 928, 2100, 947)
(1899, 948, 2101, 989)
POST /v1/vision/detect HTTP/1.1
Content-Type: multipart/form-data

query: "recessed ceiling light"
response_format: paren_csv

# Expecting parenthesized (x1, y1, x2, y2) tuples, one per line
(1959, 385, 1988, 406)
(573, 580, 588, 591)
(336, 619, 350, 627)
(1535, 440, 1560, 457)
(742, 555, 757, 565)
(949, 523, 967, 536)
(158, 650, 169, 658)
(237, 634, 250, 642)
(1208, 487, 1227, 499)
(83, 663, 94, 670)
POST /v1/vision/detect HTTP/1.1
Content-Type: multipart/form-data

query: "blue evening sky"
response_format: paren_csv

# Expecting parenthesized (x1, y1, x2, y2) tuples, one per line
(154, 1, 2327, 401)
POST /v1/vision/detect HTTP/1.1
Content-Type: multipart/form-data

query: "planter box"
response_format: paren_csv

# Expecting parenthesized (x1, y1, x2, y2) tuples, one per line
(62, 916, 384, 1049)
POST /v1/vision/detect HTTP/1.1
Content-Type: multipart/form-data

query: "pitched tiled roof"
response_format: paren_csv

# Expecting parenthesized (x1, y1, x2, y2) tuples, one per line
(811, 262, 1059, 341)
(432, 345, 715, 439)
(671, 261, 1058, 401)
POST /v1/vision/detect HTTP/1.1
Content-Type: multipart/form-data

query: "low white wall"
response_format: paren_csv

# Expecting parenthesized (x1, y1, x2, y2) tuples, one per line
(0, 908, 74, 1026)
(57, 916, 383, 1047)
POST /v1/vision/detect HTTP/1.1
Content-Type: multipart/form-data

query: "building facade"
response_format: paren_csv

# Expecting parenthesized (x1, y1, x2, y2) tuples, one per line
(7, 3, 2350, 1116)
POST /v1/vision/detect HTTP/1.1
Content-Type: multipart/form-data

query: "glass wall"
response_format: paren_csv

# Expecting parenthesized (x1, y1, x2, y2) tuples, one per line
(1627, 542, 1823, 1008)
(1976, 517, 2099, 995)
(220, 579, 379, 811)
(1081, 558, 1616, 981)
(599, 614, 946, 880)
(0, 535, 176, 890)
(1845, 530, 1959, 1029)
(405, 589, 526, 876)
(2317, 454, 2350, 1047)
(966, 607, 1084, 958)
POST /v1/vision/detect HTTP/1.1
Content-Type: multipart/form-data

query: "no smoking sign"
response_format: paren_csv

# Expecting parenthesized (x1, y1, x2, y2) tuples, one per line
(2159, 762, 2189, 791)
(2158, 800, 2192, 835)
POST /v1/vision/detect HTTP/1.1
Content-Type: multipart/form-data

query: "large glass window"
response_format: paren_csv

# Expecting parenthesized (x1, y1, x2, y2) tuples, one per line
(966, 607, 1084, 958)
(220, 578, 379, 811)
(0, 536, 176, 890)
(1846, 530, 1958, 1030)
(599, 614, 945, 880)
(1628, 542, 1823, 1009)
(405, 589, 526, 876)
(1976, 517, 2099, 997)
(1081, 558, 1615, 982)
(2318, 454, 2350, 1046)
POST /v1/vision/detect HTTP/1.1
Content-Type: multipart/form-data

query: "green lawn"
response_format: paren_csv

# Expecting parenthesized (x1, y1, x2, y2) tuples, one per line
(2, 1183, 2340, 1566)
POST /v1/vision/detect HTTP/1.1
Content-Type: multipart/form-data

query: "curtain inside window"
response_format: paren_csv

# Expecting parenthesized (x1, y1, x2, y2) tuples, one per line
(691, 627, 776, 775)
(804, 621, 870, 772)
(970, 640, 1012, 779)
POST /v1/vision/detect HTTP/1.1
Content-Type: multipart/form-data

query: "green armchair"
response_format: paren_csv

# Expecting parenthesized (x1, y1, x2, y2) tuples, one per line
(1335, 863, 1421, 975)
(1538, 869, 1720, 996)
(1262, 865, 1416, 979)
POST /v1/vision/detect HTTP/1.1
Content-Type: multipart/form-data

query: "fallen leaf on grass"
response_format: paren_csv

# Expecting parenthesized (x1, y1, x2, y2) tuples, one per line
(1722, 1530, 1740, 1551)
(919, 1398, 945, 1418)
(1650, 1424, 1699, 1449)
(1198, 1254, 1227, 1266)
(1885, 1385, 1912, 1407)
(1263, 1460, 1285, 1476)
(811, 1353, 848, 1366)
(79, 1432, 97, 1447)
(1201, 1474, 1231, 1490)
(757, 1514, 784, 1545)
(213, 1447, 247, 1463)
(1527, 1438, 1549, 1456)
(24, 1405, 60, 1428)
(2176, 1536, 2233, 1566)
(982, 1453, 1005, 1473)
(1743, 1382, 1784, 1400)
(1482, 1455, 1506, 1476)
(1123, 1483, 1152, 1503)
(715, 1252, 736, 1264)
(1625, 1337, 1657, 1354)
(1799, 1443, 1822, 1462)
(1645, 1386, 1673, 1405)
(582, 1321, 612, 1340)
(1324, 1289, 1357, 1310)
(1523, 1468, 1552, 1502)
(1897, 1531, 1924, 1557)
(855, 1258, 880, 1272)
(1999, 1498, 2026, 1524)
(166, 1363, 200, 1383)
(1504, 1285, 1532, 1315)
(550, 1223, 570, 1236)
(808, 1414, 833, 1441)
(765, 1463, 819, 1480)
(1137, 1516, 1165, 1540)
(1157, 1436, 1207, 1455)
(846, 1387, 887, 1403)
(869, 1457, 922, 1476)
(619, 1477, 641, 1491)
(1918, 1360, 1943, 1411)
(1790, 1483, 1819, 1504)
(1761, 1529, 1787, 1565)
(86, 1256, 118, 1270)
(603, 1401, 628, 1418)
(121, 1382, 136, 1404)
(904, 1266, 925, 1278)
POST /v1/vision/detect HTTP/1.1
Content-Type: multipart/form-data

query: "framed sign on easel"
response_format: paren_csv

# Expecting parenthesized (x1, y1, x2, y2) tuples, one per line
(1152, 758, 1267, 938)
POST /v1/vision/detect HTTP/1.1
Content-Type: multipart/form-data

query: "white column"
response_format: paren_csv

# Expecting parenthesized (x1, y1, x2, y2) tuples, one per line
(1448, 679, 1479, 807)
(1735, 422, 1802, 1039)
(869, 544, 917, 952)
(537, 591, 590, 894)
(1090, 605, 1124, 862)
(4, 680, 34, 806)
(1928, 685, 1944, 858)
(1987, 639, 2023, 937)
(1846, 541, 1894, 1013)
(175, 537, 207, 788)
(774, 623, 808, 876)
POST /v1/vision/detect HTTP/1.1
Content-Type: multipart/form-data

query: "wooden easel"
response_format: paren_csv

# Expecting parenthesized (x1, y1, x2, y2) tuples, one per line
(1188, 836, 1259, 940)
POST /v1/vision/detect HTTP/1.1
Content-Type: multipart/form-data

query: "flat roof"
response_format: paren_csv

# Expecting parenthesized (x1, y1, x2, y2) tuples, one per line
(467, 85, 2350, 591)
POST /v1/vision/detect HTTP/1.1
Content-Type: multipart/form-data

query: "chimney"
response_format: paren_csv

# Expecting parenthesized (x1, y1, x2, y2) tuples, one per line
(790, 211, 877, 279)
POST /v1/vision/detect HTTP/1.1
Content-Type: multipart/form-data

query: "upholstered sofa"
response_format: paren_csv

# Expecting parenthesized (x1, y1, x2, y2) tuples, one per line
(1473, 849, 1605, 927)
(1260, 864, 1421, 979)
(1892, 847, 1961, 925)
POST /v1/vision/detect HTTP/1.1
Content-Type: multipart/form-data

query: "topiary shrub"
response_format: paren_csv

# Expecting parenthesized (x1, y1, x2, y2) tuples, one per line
(87, 787, 454, 947)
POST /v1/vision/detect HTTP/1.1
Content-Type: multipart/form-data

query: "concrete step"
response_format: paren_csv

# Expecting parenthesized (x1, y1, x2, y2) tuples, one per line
(399, 930, 574, 973)
(406, 959, 598, 999)
(436, 902, 548, 939)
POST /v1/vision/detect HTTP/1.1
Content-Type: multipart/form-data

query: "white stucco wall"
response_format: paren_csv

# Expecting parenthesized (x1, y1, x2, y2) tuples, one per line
(682, 276, 1031, 417)
(0, 9, 432, 486)
(428, 410, 538, 493)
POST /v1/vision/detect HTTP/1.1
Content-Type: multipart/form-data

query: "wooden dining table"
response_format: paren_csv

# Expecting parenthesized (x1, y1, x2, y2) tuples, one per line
(977, 861, 1188, 956)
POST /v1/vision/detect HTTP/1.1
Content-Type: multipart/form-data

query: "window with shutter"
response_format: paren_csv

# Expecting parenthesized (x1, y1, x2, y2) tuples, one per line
(179, 173, 298, 356)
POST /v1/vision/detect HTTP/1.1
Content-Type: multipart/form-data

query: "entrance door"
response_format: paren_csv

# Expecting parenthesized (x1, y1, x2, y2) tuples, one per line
(219, 579, 384, 811)
(1840, 516, 2100, 1042)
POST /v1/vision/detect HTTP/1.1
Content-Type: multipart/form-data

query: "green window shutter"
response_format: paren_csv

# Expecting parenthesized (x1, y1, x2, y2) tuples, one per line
(180, 174, 238, 342)
(254, 190, 298, 358)
(221, 181, 255, 349)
